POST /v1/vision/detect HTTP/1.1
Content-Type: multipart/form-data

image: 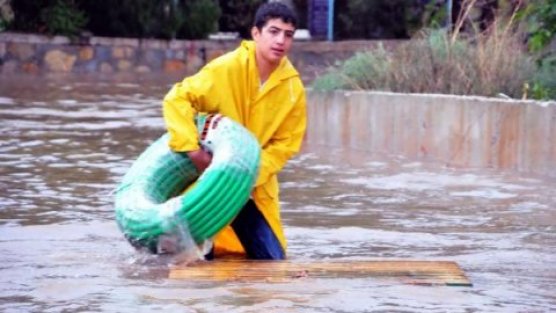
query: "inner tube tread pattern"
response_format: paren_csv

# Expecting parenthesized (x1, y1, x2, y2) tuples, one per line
(114, 114, 260, 252)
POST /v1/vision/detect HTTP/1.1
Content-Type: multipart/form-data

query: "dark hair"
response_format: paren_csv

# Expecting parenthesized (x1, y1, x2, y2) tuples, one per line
(253, 2, 297, 30)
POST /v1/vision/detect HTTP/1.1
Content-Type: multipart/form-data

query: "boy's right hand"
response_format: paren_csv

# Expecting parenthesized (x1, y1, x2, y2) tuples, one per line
(187, 149, 212, 174)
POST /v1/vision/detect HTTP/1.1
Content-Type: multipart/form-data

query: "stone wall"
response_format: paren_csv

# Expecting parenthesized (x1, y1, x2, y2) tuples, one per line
(0, 32, 397, 83)
(307, 91, 556, 178)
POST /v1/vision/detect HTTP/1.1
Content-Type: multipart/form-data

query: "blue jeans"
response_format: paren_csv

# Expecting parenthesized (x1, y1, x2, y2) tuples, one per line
(205, 199, 285, 260)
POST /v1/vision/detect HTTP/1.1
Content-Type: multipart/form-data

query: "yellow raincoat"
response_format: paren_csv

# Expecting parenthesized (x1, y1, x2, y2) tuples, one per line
(162, 40, 307, 257)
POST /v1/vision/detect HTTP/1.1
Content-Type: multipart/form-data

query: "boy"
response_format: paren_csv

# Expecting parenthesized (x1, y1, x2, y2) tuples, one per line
(163, 2, 306, 260)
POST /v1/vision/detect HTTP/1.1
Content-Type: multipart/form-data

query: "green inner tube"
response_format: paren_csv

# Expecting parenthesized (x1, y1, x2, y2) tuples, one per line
(114, 114, 260, 253)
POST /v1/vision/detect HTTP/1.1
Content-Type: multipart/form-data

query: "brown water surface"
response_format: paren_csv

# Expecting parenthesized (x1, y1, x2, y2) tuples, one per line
(0, 74, 555, 312)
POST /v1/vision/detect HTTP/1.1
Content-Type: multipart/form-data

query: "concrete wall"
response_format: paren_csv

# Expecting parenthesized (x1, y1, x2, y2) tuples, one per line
(0, 32, 397, 83)
(307, 91, 556, 178)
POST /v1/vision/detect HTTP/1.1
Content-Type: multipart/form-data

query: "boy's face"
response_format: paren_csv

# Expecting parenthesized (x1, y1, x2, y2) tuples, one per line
(252, 18, 295, 65)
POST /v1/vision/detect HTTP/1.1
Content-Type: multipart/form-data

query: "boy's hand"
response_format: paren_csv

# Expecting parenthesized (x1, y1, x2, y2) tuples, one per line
(187, 149, 212, 174)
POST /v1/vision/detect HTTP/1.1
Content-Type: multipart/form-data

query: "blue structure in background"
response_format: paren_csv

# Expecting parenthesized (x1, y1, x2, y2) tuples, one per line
(327, 0, 334, 41)
(309, 0, 334, 41)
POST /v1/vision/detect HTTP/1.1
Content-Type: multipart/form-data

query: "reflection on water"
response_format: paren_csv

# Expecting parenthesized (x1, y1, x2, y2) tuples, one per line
(1, 74, 555, 312)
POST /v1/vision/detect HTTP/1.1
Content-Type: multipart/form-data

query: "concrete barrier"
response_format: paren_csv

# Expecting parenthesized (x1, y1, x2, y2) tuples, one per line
(307, 90, 556, 178)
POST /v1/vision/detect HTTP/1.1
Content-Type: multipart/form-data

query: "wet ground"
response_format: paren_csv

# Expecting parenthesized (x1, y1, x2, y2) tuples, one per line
(1, 74, 555, 312)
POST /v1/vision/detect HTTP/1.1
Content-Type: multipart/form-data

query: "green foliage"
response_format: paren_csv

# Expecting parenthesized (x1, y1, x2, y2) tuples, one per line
(314, 0, 556, 100)
(312, 72, 346, 91)
(522, 0, 556, 52)
(313, 28, 545, 99)
(291, 0, 308, 28)
(83, 0, 170, 38)
(181, 0, 221, 39)
(89, 0, 221, 39)
(531, 58, 556, 99)
(218, 0, 263, 38)
(337, 0, 402, 39)
(335, 0, 429, 39)
(421, 0, 448, 29)
(313, 46, 392, 91)
(160, 1, 186, 40)
(9, 1, 46, 33)
(0, 0, 14, 31)
(41, 0, 87, 37)
(9, 0, 221, 39)
(513, 0, 556, 99)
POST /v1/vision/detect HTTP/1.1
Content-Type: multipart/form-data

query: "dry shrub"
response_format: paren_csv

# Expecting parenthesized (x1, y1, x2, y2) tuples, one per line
(313, 1, 538, 99)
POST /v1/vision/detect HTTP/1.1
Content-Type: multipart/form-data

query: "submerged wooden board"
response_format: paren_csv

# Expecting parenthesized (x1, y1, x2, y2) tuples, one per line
(169, 260, 472, 287)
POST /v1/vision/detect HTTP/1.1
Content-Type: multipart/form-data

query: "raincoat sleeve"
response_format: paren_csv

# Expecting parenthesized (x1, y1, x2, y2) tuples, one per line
(255, 90, 307, 187)
(162, 69, 216, 152)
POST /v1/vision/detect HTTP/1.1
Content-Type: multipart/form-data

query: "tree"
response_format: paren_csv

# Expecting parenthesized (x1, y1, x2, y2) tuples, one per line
(218, 0, 263, 38)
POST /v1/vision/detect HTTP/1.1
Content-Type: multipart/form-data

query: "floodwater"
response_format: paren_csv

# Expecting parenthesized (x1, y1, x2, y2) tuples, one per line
(1, 74, 555, 312)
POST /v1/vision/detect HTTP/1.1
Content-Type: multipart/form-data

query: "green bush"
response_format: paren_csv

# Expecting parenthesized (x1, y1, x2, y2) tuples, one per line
(335, 0, 427, 39)
(41, 0, 87, 37)
(314, 46, 392, 91)
(87, 0, 221, 39)
(313, 28, 541, 99)
(521, 0, 556, 53)
(0, 0, 14, 31)
(218, 0, 263, 38)
(180, 0, 221, 39)
(9, 0, 87, 37)
(9, 0, 221, 40)
(518, 0, 556, 99)
(531, 58, 556, 99)
(9, 1, 46, 33)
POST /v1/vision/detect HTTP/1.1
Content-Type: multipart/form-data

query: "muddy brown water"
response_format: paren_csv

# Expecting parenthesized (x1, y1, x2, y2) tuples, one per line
(1, 74, 555, 312)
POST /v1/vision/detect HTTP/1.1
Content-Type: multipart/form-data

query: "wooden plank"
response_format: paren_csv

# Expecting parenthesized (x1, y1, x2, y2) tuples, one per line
(169, 260, 472, 287)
